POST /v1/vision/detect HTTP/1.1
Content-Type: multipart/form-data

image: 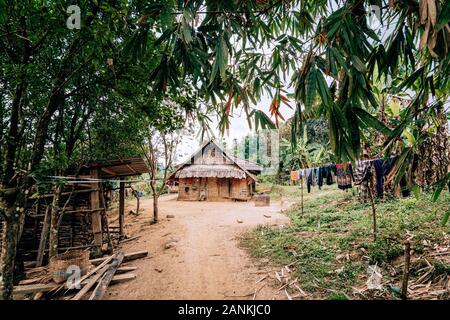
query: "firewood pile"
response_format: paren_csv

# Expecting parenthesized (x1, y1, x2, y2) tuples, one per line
(13, 250, 148, 300)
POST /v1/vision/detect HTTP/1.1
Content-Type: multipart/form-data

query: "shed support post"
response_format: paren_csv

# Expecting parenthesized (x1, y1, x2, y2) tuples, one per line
(119, 181, 125, 238)
(90, 169, 103, 255)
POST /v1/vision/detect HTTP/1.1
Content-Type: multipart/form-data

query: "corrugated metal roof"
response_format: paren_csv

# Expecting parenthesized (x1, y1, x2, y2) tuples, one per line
(88, 157, 150, 178)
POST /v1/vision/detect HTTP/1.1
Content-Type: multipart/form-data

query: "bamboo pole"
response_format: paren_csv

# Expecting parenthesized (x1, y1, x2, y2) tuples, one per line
(401, 241, 411, 300)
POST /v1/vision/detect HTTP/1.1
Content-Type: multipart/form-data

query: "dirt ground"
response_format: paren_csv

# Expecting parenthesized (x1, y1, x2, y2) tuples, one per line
(106, 195, 294, 300)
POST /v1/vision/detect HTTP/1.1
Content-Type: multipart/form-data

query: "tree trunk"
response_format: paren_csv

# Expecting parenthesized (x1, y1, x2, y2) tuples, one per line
(152, 193, 158, 224)
(368, 178, 377, 242)
(0, 210, 20, 300)
(136, 196, 140, 216)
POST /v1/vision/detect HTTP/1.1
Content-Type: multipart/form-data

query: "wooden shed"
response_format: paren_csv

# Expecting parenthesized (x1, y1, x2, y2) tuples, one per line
(168, 140, 262, 201)
(0, 157, 150, 268)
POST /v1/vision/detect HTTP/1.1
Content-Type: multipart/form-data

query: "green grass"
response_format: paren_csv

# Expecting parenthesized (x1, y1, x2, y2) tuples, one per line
(241, 185, 450, 299)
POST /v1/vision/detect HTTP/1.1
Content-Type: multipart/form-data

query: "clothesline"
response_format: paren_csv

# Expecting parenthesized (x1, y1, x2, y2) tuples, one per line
(289, 156, 410, 199)
(33, 175, 160, 184)
(289, 155, 397, 172)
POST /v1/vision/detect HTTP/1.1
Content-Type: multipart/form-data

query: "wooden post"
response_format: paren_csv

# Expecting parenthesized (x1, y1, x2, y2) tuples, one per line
(35, 206, 51, 267)
(401, 241, 411, 300)
(99, 183, 113, 253)
(368, 177, 377, 242)
(90, 169, 103, 254)
(119, 181, 125, 238)
(300, 175, 304, 216)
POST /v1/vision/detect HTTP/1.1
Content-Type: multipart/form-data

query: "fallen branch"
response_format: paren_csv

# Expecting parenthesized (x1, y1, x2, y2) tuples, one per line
(253, 283, 266, 300)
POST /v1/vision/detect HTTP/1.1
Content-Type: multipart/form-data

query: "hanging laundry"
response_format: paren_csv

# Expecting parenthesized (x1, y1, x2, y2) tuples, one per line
(306, 168, 315, 193)
(354, 160, 374, 202)
(373, 158, 388, 198)
(383, 157, 411, 198)
(318, 167, 325, 190)
(322, 165, 334, 185)
(336, 163, 353, 190)
(290, 170, 299, 182)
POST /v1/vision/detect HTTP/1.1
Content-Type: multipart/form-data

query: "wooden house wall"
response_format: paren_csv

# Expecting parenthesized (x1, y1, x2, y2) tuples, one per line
(178, 178, 201, 201)
(177, 177, 253, 201)
(13, 189, 95, 262)
(230, 178, 252, 200)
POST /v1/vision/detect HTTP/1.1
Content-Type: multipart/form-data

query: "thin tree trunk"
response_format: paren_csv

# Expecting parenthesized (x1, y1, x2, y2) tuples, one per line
(153, 193, 158, 223)
(48, 185, 62, 259)
(368, 178, 377, 242)
(136, 196, 140, 216)
(300, 176, 304, 216)
(401, 241, 411, 300)
(0, 209, 20, 300)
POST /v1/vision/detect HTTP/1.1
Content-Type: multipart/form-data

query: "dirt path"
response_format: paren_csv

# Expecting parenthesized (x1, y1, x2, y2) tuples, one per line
(106, 195, 292, 300)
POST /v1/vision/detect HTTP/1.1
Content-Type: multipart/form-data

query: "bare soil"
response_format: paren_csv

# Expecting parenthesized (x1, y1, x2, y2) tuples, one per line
(106, 195, 293, 300)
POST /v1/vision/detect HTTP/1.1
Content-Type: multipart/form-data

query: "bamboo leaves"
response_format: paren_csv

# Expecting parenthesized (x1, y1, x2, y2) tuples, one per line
(209, 31, 229, 86)
(253, 110, 276, 131)
(436, 0, 450, 30)
(305, 67, 317, 110)
(351, 56, 368, 73)
(353, 107, 392, 136)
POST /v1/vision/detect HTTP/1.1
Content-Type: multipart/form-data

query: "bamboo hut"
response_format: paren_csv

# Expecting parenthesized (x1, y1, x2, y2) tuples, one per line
(168, 140, 262, 201)
(0, 157, 150, 268)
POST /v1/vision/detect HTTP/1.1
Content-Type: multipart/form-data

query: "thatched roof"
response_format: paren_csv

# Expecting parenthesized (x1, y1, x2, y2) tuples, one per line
(175, 164, 247, 179)
(169, 139, 259, 182)
(230, 157, 262, 173)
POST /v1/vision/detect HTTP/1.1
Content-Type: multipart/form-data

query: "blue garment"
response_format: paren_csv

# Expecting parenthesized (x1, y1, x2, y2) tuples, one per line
(318, 167, 324, 189)
(373, 157, 410, 198)
(373, 158, 389, 197)
(324, 166, 334, 185)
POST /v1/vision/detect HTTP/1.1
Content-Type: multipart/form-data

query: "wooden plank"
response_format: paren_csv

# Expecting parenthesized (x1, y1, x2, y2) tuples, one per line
(35, 206, 51, 267)
(14, 272, 135, 296)
(90, 250, 148, 266)
(51, 255, 116, 296)
(100, 166, 117, 176)
(110, 273, 136, 282)
(72, 264, 110, 300)
(14, 283, 57, 295)
(88, 252, 124, 300)
(116, 266, 137, 274)
(75, 254, 116, 288)
(30, 188, 100, 199)
(119, 236, 140, 244)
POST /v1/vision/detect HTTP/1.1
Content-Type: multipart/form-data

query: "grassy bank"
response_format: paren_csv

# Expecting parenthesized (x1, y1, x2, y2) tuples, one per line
(241, 185, 449, 300)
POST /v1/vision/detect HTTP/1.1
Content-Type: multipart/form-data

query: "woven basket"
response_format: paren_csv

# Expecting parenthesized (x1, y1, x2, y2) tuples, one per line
(49, 250, 89, 284)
